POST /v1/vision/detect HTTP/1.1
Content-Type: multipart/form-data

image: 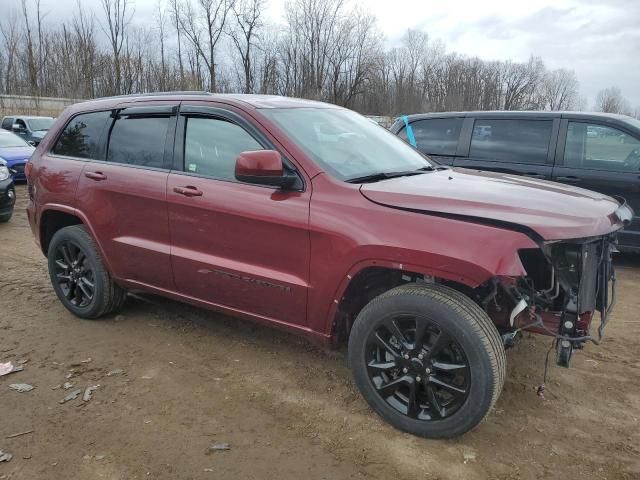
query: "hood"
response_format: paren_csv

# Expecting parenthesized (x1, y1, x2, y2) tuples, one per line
(360, 168, 625, 241)
(31, 130, 47, 139)
(0, 146, 35, 164)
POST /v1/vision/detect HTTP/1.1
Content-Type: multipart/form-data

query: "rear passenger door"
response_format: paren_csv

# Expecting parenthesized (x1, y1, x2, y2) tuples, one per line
(75, 103, 178, 290)
(398, 117, 464, 165)
(553, 120, 640, 249)
(454, 117, 558, 180)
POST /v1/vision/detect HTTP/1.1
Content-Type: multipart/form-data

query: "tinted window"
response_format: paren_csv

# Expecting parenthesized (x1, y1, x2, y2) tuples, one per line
(184, 117, 262, 180)
(107, 115, 170, 168)
(565, 123, 640, 172)
(1, 118, 13, 130)
(52, 111, 111, 159)
(470, 119, 552, 164)
(399, 118, 463, 156)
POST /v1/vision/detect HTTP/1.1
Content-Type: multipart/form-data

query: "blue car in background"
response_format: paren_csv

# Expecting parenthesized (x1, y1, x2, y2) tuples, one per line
(0, 130, 35, 182)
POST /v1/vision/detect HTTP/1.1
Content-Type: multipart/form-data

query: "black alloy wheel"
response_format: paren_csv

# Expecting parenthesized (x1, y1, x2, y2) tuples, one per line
(47, 225, 127, 319)
(366, 314, 470, 420)
(52, 240, 96, 308)
(348, 283, 506, 438)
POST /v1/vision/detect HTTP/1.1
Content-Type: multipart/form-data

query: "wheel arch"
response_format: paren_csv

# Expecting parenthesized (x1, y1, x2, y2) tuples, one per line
(39, 206, 114, 277)
(40, 206, 84, 256)
(327, 259, 495, 345)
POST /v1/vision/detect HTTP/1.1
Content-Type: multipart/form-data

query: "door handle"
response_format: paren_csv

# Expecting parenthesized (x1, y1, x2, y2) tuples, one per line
(523, 172, 546, 179)
(85, 171, 107, 181)
(556, 176, 581, 183)
(173, 185, 203, 197)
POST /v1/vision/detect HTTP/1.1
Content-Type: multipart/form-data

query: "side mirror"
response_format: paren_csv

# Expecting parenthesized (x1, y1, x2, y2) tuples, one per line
(12, 123, 24, 131)
(235, 150, 297, 189)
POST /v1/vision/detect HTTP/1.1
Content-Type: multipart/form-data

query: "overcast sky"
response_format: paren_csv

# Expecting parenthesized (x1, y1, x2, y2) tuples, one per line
(36, 0, 640, 108)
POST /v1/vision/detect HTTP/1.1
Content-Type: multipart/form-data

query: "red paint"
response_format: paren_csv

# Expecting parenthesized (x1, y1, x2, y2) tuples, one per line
(26, 94, 627, 345)
(235, 150, 283, 177)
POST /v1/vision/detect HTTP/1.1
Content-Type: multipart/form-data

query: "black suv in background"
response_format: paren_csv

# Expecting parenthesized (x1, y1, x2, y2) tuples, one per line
(391, 112, 640, 251)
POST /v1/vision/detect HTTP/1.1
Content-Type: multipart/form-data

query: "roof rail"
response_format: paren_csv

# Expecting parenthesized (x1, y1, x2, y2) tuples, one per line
(92, 91, 212, 101)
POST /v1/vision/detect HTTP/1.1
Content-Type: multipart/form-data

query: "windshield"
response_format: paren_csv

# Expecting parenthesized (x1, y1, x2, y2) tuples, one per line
(27, 118, 54, 131)
(0, 133, 29, 148)
(261, 107, 434, 181)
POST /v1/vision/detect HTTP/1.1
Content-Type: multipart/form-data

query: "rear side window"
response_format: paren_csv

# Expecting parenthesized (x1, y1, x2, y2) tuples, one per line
(106, 115, 170, 169)
(470, 119, 552, 164)
(565, 122, 640, 172)
(52, 111, 111, 159)
(183, 117, 263, 181)
(1, 118, 13, 130)
(399, 118, 463, 156)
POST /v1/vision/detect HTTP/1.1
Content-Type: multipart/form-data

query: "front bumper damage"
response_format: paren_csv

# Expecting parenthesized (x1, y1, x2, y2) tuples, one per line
(489, 200, 633, 367)
(485, 236, 618, 368)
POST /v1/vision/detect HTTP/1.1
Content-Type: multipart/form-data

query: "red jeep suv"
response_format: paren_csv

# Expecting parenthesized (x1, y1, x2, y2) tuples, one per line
(26, 93, 632, 438)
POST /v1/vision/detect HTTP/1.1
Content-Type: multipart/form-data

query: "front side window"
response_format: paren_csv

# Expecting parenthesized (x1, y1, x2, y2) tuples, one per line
(399, 118, 463, 156)
(106, 115, 170, 169)
(52, 111, 111, 159)
(565, 122, 640, 172)
(261, 108, 433, 181)
(183, 117, 263, 180)
(470, 119, 553, 164)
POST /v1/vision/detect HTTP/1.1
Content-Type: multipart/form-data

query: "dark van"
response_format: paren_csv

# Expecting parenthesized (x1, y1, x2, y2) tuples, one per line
(390, 112, 640, 252)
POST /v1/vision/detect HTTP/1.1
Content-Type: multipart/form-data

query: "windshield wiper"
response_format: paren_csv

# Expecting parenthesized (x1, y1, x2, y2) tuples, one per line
(346, 166, 433, 184)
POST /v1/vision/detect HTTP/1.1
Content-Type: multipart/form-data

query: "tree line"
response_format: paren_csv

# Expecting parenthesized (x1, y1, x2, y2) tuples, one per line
(0, 0, 637, 117)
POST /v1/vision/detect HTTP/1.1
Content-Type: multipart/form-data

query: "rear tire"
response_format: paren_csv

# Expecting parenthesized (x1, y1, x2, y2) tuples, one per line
(47, 225, 126, 319)
(348, 283, 505, 438)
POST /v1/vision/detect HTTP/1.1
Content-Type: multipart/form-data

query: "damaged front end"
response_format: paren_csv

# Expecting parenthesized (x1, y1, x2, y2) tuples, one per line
(483, 236, 617, 368)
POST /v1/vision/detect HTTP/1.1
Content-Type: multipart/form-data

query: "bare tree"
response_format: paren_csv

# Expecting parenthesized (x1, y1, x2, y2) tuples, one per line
(20, 0, 39, 95)
(155, 0, 168, 91)
(0, 0, 612, 120)
(0, 8, 21, 94)
(229, 0, 265, 93)
(595, 86, 630, 114)
(167, 0, 186, 88)
(100, 0, 132, 95)
(542, 68, 579, 110)
(179, 0, 234, 92)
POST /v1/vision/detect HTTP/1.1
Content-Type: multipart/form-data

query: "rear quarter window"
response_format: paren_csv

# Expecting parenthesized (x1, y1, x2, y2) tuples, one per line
(1, 118, 13, 130)
(470, 119, 553, 164)
(52, 111, 111, 159)
(399, 118, 463, 156)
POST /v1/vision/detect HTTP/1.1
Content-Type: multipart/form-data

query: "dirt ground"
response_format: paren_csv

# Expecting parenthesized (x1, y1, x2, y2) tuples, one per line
(1, 185, 639, 480)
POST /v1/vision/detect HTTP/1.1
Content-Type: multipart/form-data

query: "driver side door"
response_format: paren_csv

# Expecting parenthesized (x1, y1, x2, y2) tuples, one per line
(166, 104, 312, 327)
(553, 119, 640, 248)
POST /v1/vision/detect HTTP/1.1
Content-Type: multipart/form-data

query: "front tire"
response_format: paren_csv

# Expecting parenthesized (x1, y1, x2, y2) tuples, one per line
(0, 212, 12, 223)
(47, 225, 126, 319)
(348, 283, 505, 438)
